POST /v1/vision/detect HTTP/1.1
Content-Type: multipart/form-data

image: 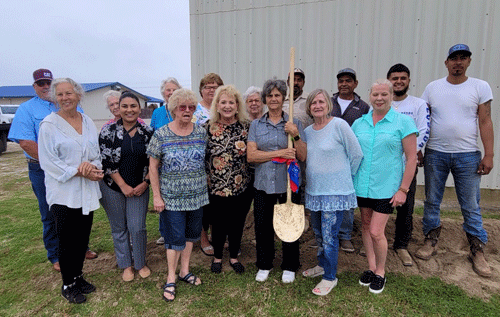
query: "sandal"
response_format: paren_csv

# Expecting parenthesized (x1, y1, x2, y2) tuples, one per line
(229, 261, 245, 274)
(312, 278, 338, 296)
(302, 265, 325, 278)
(200, 245, 214, 256)
(178, 272, 202, 286)
(162, 282, 176, 302)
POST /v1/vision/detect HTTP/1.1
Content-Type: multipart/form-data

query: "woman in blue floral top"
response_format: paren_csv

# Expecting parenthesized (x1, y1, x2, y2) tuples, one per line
(205, 85, 252, 274)
(147, 88, 208, 302)
(99, 91, 154, 282)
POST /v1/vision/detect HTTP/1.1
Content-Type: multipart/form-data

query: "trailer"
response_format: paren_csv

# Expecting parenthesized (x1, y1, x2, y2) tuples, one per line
(0, 123, 10, 154)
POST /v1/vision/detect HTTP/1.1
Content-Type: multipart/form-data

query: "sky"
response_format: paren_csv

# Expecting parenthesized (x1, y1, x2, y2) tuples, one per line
(0, 0, 191, 99)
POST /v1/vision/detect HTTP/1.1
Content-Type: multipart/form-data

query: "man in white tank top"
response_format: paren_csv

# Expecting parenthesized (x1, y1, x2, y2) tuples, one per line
(415, 44, 494, 278)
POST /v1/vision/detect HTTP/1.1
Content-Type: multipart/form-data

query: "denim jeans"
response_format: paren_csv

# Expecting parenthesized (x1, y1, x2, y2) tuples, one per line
(423, 149, 487, 243)
(161, 207, 203, 251)
(28, 162, 59, 263)
(310, 209, 344, 281)
(338, 208, 354, 240)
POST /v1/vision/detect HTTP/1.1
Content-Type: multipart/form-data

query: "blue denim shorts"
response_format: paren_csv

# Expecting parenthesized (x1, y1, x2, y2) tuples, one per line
(160, 207, 203, 251)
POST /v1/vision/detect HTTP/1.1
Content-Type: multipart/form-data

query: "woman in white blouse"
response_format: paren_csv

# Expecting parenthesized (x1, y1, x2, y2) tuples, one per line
(38, 78, 103, 304)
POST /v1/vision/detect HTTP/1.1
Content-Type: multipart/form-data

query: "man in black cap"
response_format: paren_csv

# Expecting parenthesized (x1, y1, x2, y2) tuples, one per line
(416, 44, 494, 278)
(330, 67, 370, 253)
(9, 69, 97, 272)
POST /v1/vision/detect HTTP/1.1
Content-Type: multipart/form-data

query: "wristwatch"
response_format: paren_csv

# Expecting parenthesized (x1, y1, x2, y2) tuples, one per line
(293, 135, 301, 141)
(144, 178, 151, 185)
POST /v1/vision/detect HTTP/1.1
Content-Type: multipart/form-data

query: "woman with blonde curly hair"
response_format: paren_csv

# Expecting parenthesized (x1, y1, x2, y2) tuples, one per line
(205, 85, 252, 274)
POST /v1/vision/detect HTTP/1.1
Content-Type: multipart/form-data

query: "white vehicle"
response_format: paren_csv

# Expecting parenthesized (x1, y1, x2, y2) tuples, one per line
(0, 105, 19, 124)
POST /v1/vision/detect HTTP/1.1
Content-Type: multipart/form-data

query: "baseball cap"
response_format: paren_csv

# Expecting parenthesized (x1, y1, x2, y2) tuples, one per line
(33, 69, 53, 83)
(448, 44, 472, 58)
(288, 68, 305, 79)
(337, 68, 357, 81)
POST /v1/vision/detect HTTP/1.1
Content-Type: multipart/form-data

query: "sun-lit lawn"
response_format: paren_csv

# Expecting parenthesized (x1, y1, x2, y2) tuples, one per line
(0, 147, 499, 316)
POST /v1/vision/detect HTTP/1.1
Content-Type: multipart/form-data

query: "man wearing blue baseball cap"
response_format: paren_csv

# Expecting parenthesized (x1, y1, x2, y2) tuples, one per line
(415, 44, 494, 277)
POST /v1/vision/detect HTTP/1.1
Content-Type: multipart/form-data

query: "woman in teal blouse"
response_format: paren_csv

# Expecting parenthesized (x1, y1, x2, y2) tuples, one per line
(352, 79, 417, 294)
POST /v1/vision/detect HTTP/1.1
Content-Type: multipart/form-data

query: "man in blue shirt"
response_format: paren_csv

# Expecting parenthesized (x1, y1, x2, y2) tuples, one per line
(9, 69, 97, 272)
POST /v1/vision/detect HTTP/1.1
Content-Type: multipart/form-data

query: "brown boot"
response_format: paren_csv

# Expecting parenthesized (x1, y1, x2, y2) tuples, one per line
(466, 233, 492, 278)
(415, 226, 441, 260)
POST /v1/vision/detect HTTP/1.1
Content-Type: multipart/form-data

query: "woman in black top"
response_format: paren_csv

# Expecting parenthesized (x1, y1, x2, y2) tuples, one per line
(99, 91, 154, 282)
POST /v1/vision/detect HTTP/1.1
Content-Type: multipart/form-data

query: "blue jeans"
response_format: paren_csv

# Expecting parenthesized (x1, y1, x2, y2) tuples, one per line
(423, 149, 487, 243)
(338, 208, 354, 240)
(28, 162, 59, 263)
(161, 208, 203, 251)
(310, 209, 344, 281)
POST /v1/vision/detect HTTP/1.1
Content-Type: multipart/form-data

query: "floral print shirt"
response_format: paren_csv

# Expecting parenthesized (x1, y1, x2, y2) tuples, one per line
(99, 119, 154, 188)
(192, 103, 210, 125)
(205, 121, 251, 197)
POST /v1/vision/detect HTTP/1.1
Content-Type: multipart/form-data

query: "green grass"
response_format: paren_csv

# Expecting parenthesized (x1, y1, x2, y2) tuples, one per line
(0, 172, 499, 316)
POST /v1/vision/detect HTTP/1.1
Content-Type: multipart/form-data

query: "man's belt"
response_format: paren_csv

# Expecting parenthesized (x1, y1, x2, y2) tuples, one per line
(26, 158, 39, 164)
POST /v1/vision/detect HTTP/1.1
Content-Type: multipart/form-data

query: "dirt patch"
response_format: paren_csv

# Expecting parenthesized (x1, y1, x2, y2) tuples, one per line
(2, 142, 499, 300)
(84, 209, 500, 300)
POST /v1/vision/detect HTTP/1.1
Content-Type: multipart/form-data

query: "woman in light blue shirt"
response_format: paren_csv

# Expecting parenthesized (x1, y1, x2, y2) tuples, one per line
(301, 89, 363, 296)
(352, 79, 417, 294)
(150, 77, 181, 130)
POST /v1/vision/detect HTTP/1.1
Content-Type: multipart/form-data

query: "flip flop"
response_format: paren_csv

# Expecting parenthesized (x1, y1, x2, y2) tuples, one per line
(302, 265, 324, 278)
(178, 272, 202, 286)
(200, 245, 214, 256)
(162, 282, 176, 302)
(312, 278, 338, 296)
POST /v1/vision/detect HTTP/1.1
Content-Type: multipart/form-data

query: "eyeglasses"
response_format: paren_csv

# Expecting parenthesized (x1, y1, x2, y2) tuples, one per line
(203, 85, 219, 91)
(178, 105, 196, 112)
(35, 80, 51, 87)
(247, 98, 261, 104)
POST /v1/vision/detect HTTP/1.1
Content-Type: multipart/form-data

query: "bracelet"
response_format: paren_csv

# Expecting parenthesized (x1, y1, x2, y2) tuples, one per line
(398, 187, 409, 194)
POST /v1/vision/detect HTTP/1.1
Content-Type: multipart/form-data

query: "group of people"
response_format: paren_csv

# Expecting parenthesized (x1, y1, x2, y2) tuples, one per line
(8, 43, 494, 303)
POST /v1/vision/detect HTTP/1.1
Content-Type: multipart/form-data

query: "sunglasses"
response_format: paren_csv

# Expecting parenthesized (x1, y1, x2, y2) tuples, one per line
(35, 80, 51, 87)
(178, 105, 196, 112)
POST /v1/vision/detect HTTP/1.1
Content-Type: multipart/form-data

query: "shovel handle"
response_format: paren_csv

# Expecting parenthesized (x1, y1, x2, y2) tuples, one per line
(287, 47, 295, 202)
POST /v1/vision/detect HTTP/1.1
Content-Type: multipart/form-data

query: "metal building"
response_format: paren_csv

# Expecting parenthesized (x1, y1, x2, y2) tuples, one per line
(189, 0, 500, 189)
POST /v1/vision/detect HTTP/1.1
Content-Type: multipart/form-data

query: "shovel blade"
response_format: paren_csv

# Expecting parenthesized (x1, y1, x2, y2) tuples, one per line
(273, 202, 305, 242)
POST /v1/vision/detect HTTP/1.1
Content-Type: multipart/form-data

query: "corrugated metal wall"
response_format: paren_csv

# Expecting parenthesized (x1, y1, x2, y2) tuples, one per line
(190, 0, 500, 189)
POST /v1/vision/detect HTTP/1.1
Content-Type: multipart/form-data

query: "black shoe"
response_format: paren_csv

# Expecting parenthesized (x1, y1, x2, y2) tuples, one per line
(211, 261, 222, 273)
(369, 275, 386, 294)
(229, 261, 245, 274)
(61, 284, 86, 304)
(359, 270, 375, 286)
(75, 275, 96, 294)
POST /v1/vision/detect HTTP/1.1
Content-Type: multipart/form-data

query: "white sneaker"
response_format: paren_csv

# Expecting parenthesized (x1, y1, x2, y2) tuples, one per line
(156, 236, 165, 245)
(282, 270, 295, 283)
(256, 269, 271, 282)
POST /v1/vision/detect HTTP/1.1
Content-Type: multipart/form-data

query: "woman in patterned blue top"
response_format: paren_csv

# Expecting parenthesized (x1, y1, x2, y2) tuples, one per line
(147, 89, 208, 302)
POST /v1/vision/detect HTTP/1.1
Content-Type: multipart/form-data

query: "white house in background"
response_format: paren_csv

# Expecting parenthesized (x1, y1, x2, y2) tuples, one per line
(0, 82, 162, 127)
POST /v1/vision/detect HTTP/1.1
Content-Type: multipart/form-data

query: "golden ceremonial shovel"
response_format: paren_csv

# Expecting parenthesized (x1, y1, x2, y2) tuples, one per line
(273, 47, 305, 243)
